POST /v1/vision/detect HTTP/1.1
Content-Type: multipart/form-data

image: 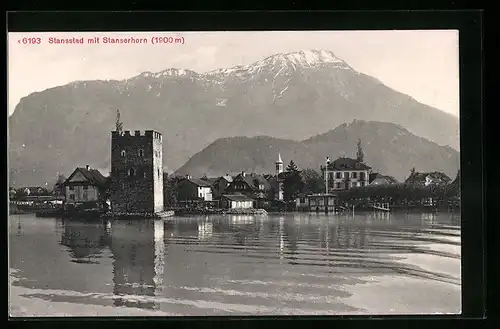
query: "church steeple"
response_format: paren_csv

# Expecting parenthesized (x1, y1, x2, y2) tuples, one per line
(276, 151, 284, 201)
(276, 152, 283, 174)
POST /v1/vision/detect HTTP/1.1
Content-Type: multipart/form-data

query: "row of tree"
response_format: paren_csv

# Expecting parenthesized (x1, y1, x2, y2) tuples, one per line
(9, 187, 52, 199)
(336, 183, 460, 203)
(282, 161, 325, 201)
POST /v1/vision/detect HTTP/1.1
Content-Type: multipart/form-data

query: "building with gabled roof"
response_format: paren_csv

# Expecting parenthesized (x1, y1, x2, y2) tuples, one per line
(62, 165, 108, 206)
(211, 175, 234, 199)
(177, 176, 213, 201)
(321, 157, 372, 191)
(404, 171, 452, 186)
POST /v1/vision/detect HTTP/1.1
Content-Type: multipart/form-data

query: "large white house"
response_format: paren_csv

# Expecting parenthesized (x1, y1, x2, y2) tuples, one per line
(323, 157, 372, 191)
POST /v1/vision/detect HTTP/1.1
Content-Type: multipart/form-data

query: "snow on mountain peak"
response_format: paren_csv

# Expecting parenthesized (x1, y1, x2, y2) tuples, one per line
(283, 49, 346, 66)
(205, 49, 349, 78)
(153, 68, 192, 77)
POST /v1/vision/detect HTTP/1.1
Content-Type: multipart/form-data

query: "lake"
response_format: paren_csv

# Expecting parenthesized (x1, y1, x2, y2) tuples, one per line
(9, 212, 461, 316)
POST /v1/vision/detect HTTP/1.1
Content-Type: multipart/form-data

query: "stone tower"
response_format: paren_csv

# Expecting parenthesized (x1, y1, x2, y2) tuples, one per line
(110, 130, 164, 213)
(276, 152, 284, 201)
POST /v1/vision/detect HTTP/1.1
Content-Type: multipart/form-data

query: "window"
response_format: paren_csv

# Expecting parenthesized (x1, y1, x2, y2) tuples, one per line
(336, 172, 341, 179)
(138, 149, 144, 157)
(83, 193, 88, 201)
(345, 172, 350, 179)
(300, 198, 306, 204)
(144, 172, 147, 178)
(69, 194, 75, 200)
(128, 168, 135, 176)
(336, 183, 341, 188)
(360, 172, 365, 180)
(352, 172, 357, 179)
(158, 169, 160, 177)
(361, 182, 366, 187)
(329, 173, 334, 181)
(69, 186, 75, 191)
(83, 185, 88, 190)
(121, 150, 126, 157)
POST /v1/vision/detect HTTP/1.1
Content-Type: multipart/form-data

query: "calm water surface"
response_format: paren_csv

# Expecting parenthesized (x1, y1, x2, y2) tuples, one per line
(9, 212, 461, 316)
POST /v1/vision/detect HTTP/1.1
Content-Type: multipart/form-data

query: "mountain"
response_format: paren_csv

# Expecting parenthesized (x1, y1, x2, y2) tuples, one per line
(174, 120, 460, 182)
(8, 49, 459, 187)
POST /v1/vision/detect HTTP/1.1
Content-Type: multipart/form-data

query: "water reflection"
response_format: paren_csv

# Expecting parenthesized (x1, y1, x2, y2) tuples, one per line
(108, 220, 164, 310)
(47, 212, 460, 313)
(278, 217, 284, 261)
(198, 219, 213, 241)
(59, 218, 165, 310)
(59, 219, 107, 264)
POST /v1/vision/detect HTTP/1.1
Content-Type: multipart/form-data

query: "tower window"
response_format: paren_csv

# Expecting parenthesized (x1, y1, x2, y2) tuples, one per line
(128, 168, 136, 177)
(138, 149, 144, 157)
(158, 169, 160, 177)
(121, 150, 126, 157)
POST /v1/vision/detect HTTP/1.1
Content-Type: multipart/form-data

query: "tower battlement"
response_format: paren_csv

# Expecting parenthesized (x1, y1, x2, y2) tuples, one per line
(112, 130, 162, 140)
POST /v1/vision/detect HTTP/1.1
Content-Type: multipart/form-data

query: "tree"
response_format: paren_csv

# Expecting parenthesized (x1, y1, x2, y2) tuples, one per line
(356, 138, 364, 163)
(301, 169, 325, 194)
(283, 160, 304, 201)
(286, 160, 299, 172)
(115, 109, 123, 134)
(163, 173, 181, 207)
(410, 167, 416, 176)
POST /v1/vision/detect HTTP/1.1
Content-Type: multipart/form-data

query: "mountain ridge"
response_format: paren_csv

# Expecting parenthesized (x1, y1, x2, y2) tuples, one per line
(174, 120, 460, 182)
(8, 49, 459, 187)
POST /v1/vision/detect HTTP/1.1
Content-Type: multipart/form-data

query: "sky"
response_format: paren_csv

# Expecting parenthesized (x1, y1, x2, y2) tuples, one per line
(8, 30, 459, 116)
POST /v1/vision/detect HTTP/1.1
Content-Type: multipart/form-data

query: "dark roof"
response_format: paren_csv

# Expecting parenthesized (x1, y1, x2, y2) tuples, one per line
(404, 171, 452, 185)
(383, 175, 398, 184)
(184, 178, 213, 187)
(64, 168, 108, 188)
(327, 157, 371, 170)
(369, 172, 379, 183)
(222, 194, 254, 201)
(22, 186, 45, 191)
(263, 174, 274, 180)
(235, 173, 272, 191)
(369, 173, 398, 185)
(220, 175, 233, 183)
(202, 177, 219, 185)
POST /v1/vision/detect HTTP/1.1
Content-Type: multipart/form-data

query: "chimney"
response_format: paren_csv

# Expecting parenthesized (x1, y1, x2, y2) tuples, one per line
(186, 174, 192, 180)
(86, 164, 90, 170)
(241, 171, 246, 177)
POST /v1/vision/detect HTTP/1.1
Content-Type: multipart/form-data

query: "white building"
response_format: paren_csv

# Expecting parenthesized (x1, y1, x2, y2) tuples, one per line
(323, 157, 371, 191)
